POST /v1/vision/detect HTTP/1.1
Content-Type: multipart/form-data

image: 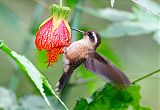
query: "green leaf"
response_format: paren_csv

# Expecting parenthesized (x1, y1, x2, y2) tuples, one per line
(132, 7, 159, 22)
(10, 51, 49, 105)
(131, 0, 160, 17)
(0, 41, 68, 110)
(73, 97, 88, 110)
(110, 0, 116, 7)
(100, 21, 158, 38)
(74, 83, 152, 110)
(77, 6, 136, 22)
(78, 5, 159, 39)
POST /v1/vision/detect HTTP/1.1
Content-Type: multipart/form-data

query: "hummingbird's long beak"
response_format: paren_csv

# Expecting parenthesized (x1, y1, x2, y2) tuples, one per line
(71, 28, 84, 34)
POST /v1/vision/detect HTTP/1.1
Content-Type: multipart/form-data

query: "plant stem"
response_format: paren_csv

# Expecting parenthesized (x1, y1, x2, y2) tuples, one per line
(60, 0, 62, 7)
(132, 69, 160, 84)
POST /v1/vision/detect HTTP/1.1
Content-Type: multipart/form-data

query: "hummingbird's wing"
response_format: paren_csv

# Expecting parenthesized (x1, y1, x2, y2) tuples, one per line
(55, 58, 86, 93)
(84, 52, 131, 86)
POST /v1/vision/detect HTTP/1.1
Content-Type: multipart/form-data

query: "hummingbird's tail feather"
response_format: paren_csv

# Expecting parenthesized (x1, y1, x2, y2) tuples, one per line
(55, 70, 73, 93)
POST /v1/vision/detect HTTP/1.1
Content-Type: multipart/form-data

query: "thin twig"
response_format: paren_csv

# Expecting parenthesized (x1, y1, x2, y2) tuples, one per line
(132, 69, 160, 84)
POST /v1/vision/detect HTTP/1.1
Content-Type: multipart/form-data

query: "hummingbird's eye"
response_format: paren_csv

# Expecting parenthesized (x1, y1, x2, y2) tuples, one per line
(88, 32, 94, 39)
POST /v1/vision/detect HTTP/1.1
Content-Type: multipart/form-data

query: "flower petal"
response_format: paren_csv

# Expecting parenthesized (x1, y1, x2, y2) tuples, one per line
(53, 20, 71, 48)
(35, 17, 53, 50)
(46, 48, 63, 66)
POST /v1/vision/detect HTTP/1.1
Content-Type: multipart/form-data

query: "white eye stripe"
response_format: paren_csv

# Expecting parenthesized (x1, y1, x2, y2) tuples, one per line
(92, 32, 97, 43)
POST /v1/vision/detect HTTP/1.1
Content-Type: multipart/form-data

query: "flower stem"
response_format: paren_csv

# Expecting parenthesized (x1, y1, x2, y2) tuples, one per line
(60, 0, 62, 7)
(132, 69, 160, 84)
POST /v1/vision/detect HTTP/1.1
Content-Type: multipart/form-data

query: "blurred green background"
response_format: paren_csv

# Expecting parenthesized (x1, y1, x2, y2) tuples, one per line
(0, 0, 159, 110)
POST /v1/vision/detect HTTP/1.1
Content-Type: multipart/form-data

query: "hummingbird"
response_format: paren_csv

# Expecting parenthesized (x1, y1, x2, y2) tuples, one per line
(55, 28, 131, 93)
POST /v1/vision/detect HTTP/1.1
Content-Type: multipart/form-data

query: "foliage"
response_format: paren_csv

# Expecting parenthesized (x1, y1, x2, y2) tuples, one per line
(0, 40, 68, 110)
(74, 83, 151, 110)
(77, 0, 160, 44)
(0, 0, 159, 110)
(0, 87, 61, 110)
(131, 0, 160, 16)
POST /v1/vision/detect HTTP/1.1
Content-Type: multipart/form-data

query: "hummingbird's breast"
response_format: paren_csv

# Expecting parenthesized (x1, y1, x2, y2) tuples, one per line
(65, 39, 93, 62)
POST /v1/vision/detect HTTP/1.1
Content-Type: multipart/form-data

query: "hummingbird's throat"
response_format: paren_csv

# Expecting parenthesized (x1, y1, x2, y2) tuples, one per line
(82, 37, 94, 48)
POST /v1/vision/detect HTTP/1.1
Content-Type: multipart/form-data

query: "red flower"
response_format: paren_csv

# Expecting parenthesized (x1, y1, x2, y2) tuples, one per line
(35, 4, 71, 66)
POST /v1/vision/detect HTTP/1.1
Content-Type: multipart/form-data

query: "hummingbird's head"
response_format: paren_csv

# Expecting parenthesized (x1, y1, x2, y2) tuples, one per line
(84, 31, 101, 49)
(71, 28, 101, 49)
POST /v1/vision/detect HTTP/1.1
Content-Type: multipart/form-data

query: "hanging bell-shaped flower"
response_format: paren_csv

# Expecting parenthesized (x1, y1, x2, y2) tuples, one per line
(35, 4, 71, 66)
